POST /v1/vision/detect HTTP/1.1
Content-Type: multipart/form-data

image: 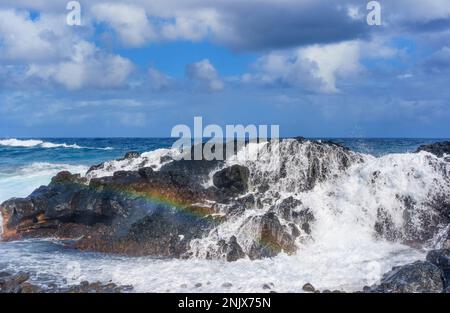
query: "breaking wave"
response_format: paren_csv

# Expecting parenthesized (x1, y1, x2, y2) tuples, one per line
(0, 139, 113, 150)
(0, 162, 89, 203)
(86, 148, 181, 179)
(184, 139, 450, 289)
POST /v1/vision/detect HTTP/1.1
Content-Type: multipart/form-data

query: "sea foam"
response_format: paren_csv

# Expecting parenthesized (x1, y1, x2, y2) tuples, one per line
(0, 138, 112, 150)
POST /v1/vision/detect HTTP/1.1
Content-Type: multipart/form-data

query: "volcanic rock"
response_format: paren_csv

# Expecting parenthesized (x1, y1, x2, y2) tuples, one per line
(371, 261, 444, 293)
(213, 165, 250, 195)
(416, 141, 450, 157)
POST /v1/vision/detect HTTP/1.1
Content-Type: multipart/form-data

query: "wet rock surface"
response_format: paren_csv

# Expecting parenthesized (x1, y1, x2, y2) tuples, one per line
(0, 271, 132, 293)
(416, 141, 450, 158)
(0, 164, 220, 257)
(218, 235, 246, 262)
(369, 248, 450, 293)
(246, 212, 297, 260)
(302, 283, 315, 292)
(213, 165, 250, 195)
(426, 249, 450, 288)
(374, 194, 450, 245)
(371, 261, 443, 293)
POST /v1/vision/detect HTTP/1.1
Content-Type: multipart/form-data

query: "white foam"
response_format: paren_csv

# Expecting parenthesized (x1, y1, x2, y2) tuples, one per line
(86, 148, 181, 178)
(0, 139, 44, 147)
(0, 239, 424, 292)
(0, 163, 89, 203)
(0, 138, 113, 150)
(188, 141, 450, 291)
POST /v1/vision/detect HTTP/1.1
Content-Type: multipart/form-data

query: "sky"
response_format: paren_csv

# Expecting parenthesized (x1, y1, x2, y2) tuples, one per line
(0, 0, 450, 138)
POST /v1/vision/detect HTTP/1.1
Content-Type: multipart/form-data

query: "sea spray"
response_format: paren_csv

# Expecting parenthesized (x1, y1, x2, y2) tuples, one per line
(189, 139, 450, 262)
(86, 148, 182, 179)
(0, 163, 89, 203)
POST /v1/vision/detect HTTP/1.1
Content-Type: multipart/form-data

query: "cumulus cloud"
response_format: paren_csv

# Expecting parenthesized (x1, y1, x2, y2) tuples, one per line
(91, 3, 156, 47)
(244, 41, 362, 93)
(2, 0, 450, 51)
(6, 0, 368, 51)
(0, 8, 134, 91)
(159, 9, 218, 42)
(26, 41, 133, 90)
(186, 59, 224, 91)
(0, 10, 61, 61)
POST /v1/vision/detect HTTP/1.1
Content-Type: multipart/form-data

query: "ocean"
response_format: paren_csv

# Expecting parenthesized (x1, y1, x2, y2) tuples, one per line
(0, 137, 448, 292)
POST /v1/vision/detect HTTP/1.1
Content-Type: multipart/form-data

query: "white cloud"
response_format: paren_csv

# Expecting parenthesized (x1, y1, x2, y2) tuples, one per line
(301, 41, 361, 93)
(2, 0, 450, 51)
(91, 3, 156, 47)
(186, 59, 224, 91)
(0, 10, 62, 61)
(160, 9, 218, 42)
(26, 41, 133, 90)
(245, 41, 362, 93)
(0, 8, 134, 90)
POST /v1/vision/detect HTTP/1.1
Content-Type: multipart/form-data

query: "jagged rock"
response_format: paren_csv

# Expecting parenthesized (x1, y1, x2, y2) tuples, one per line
(416, 141, 450, 157)
(374, 207, 401, 242)
(86, 152, 141, 176)
(219, 236, 245, 262)
(0, 272, 30, 293)
(246, 212, 296, 260)
(61, 281, 133, 293)
(1, 163, 218, 257)
(273, 197, 303, 220)
(213, 165, 250, 195)
(0, 271, 132, 293)
(374, 194, 450, 246)
(271, 197, 315, 235)
(121, 152, 141, 160)
(426, 249, 450, 288)
(236, 194, 256, 210)
(372, 261, 444, 293)
(20, 282, 42, 293)
(250, 138, 363, 193)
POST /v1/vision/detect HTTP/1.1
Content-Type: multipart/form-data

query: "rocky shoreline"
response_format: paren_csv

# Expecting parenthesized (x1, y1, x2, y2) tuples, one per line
(0, 270, 133, 293)
(1, 139, 450, 293)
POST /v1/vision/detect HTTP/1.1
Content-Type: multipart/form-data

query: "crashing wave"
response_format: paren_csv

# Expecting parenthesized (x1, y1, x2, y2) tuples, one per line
(188, 138, 450, 260)
(0, 162, 89, 203)
(86, 148, 182, 179)
(0, 138, 113, 150)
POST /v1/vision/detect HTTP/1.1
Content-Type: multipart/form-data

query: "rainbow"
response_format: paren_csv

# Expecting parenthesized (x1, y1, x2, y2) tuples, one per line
(67, 178, 218, 220)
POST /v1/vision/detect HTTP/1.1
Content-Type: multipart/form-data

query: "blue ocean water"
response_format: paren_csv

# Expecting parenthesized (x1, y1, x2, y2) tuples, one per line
(0, 138, 175, 172)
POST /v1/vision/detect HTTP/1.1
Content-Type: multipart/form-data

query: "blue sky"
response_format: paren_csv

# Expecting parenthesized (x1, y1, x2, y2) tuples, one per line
(0, 0, 450, 138)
